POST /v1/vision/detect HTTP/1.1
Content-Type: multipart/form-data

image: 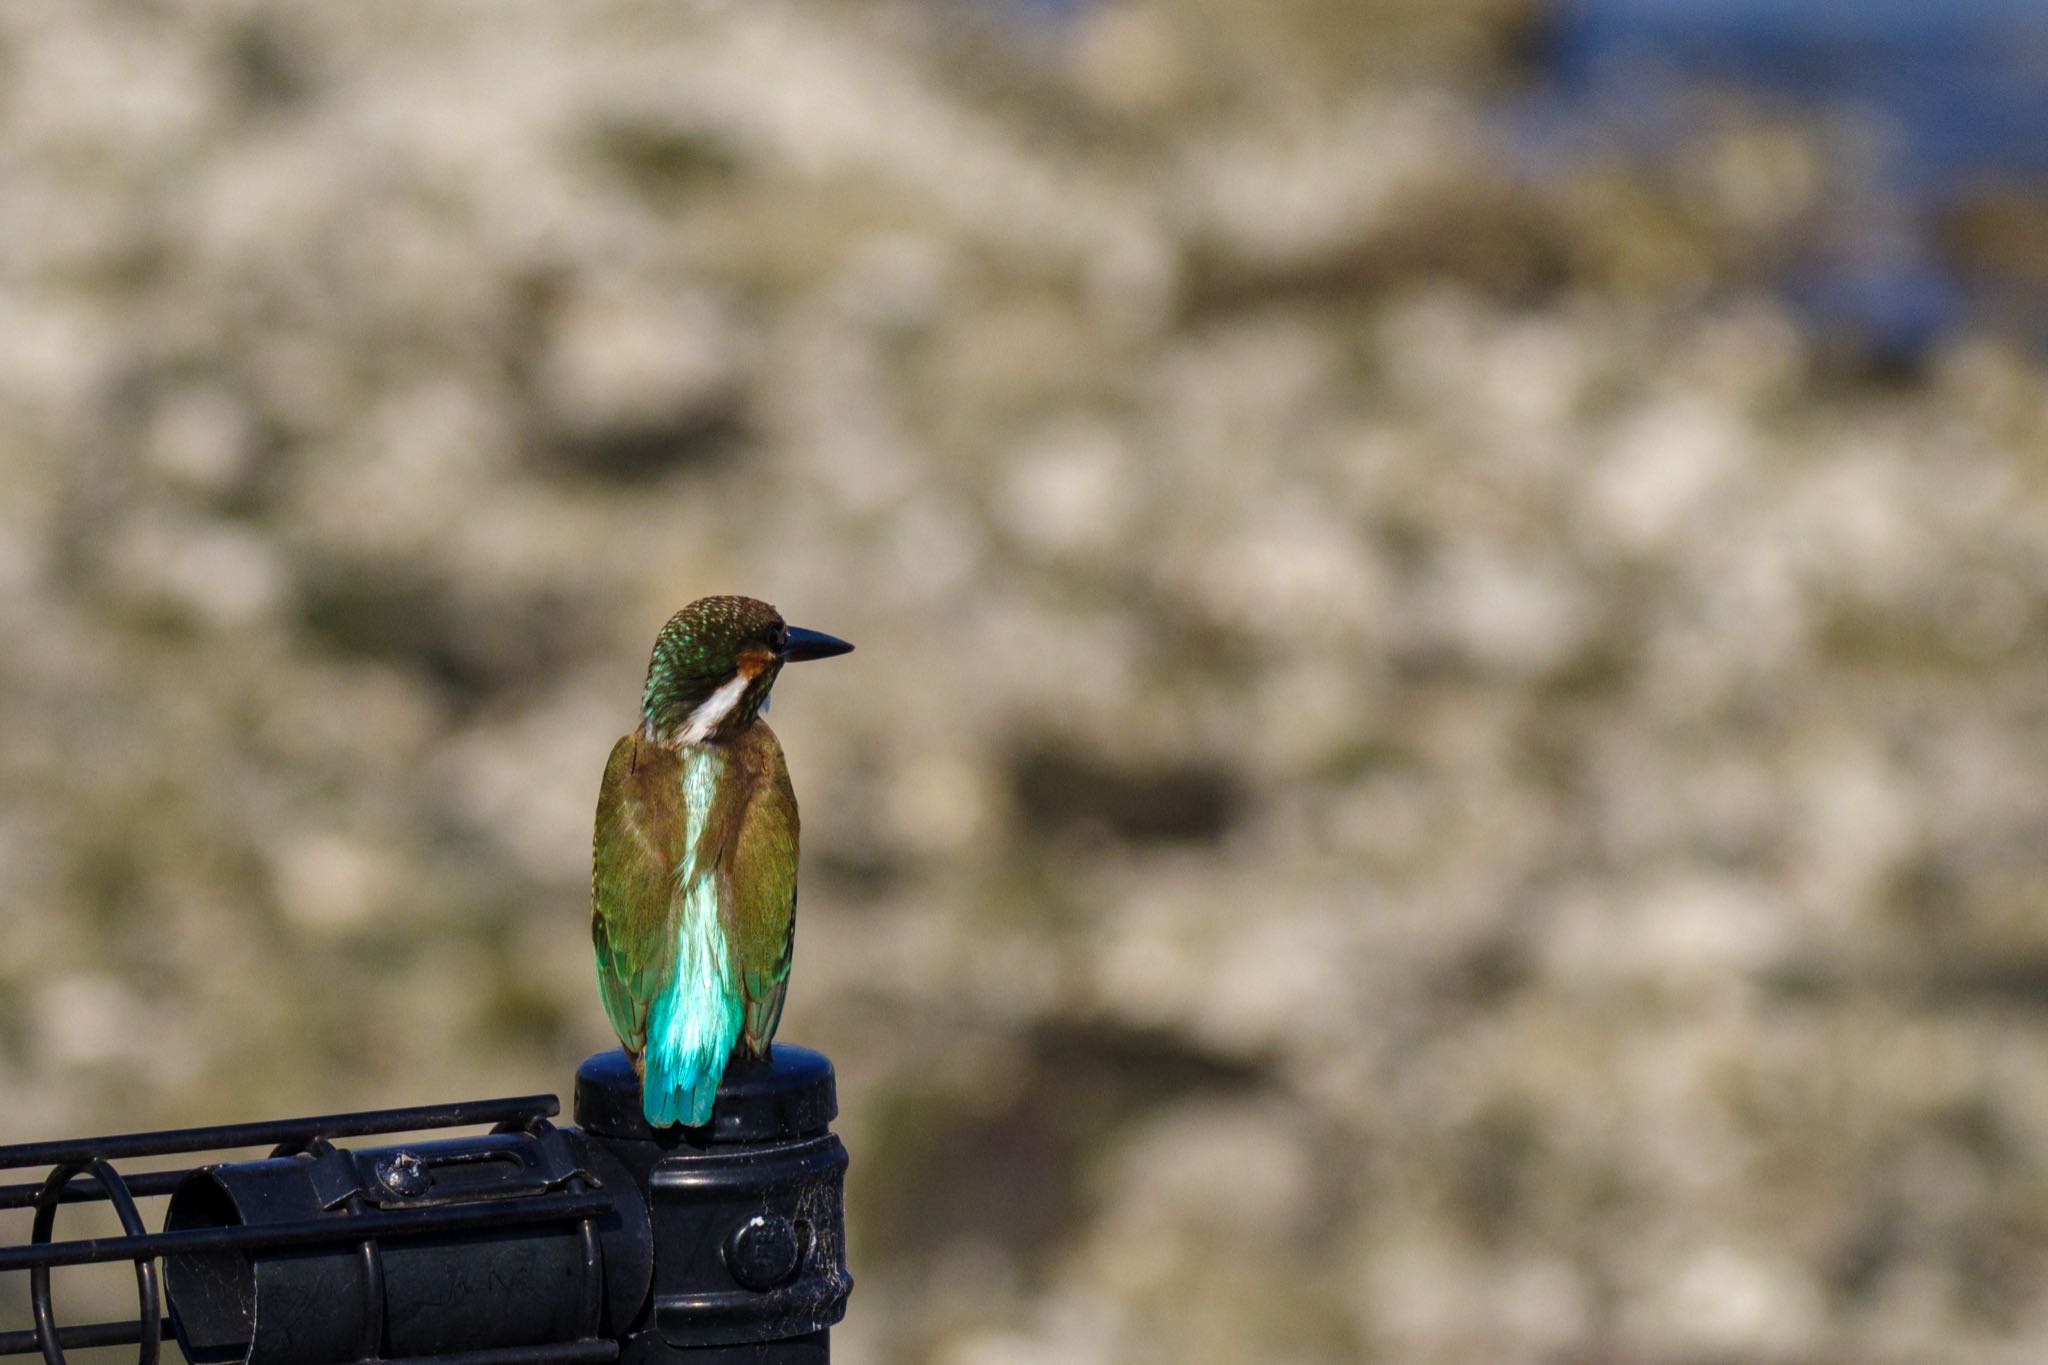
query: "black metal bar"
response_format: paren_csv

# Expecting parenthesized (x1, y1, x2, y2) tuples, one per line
(0, 1318, 170, 1357)
(365, 1342, 619, 1365)
(357, 1232, 387, 1359)
(0, 1324, 616, 1365)
(571, 1177, 603, 1339)
(506, 1119, 606, 1344)
(0, 1192, 613, 1274)
(345, 1171, 387, 1365)
(0, 1096, 561, 1171)
(0, 1169, 186, 1212)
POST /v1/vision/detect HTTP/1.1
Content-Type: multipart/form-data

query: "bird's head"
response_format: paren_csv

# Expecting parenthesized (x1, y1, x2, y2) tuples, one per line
(640, 595, 852, 745)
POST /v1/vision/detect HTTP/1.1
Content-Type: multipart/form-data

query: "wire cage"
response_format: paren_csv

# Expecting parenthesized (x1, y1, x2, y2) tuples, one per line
(0, 1092, 620, 1365)
(0, 1048, 850, 1365)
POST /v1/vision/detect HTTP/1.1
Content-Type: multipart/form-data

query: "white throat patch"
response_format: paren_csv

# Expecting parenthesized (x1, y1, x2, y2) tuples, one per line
(677, 671, 752, 745)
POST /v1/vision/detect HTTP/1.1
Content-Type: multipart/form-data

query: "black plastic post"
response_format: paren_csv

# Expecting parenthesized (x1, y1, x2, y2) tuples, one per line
(573, 1048, 852, 1364)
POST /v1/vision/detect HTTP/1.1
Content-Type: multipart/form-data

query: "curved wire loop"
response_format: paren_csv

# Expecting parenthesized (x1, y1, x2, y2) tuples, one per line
(268, 1135, 384, 1360)
(493, 1118, 606, 1338)
(29, 1158, 161, 1365)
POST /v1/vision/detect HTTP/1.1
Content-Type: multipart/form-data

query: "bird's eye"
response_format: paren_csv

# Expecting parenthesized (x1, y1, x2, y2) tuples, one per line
(768, 625, 787, 651)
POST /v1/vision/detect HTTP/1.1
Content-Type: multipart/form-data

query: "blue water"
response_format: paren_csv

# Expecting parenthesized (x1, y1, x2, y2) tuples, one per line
(979, 0, 2048, 354)
(1538, 0, 2048, 356)
(1550, 0, 2048, 189)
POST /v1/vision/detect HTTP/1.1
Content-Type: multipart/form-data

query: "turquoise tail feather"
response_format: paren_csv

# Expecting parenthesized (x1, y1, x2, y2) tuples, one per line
(641, 909, 745, 1128)
(643, 1053, 720, 1128)
(637, 742, 746, 1129)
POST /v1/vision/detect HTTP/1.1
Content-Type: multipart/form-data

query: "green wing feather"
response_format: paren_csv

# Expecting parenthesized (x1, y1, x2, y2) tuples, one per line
(591, 734, 685, 1063)
(726, 724, 800, 1057)
(593, 725, 800, 1069)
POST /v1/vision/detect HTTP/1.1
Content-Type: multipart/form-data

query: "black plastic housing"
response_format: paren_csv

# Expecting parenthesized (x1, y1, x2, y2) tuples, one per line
(163, 1124, 650, 1365)
(574, 1048, 852, 1363)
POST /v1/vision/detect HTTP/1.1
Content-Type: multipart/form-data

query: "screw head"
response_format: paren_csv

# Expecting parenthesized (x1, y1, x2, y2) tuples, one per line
(725, 1214, 801, 1291)
(376, 1151, 431, 1198)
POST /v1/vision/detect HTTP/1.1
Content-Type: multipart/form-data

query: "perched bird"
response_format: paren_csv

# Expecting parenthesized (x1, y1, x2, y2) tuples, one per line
(591, 596, 852, 1127)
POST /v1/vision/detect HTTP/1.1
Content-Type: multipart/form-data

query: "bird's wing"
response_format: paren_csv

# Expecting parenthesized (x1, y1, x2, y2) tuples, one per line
(591, 734, 686, 1061)
(727, 723, 800, 1056)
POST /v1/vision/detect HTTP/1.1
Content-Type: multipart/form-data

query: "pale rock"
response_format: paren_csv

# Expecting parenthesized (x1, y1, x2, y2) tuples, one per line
(270, 830, 396, 931)
(103, 513, 286, 629)
(994, 421, 1134, 558)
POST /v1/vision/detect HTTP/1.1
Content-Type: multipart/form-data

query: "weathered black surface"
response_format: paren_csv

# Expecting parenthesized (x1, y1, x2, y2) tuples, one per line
(576, 1048, 852, 1360)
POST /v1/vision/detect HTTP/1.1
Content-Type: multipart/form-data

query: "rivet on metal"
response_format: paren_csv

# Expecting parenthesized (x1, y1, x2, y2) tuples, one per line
(376, 1152, 431, 1198)
(724, 1215, 800, 1292)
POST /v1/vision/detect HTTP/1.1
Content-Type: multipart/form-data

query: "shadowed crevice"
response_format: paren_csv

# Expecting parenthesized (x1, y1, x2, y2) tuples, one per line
(1008, 739, 1249, 845)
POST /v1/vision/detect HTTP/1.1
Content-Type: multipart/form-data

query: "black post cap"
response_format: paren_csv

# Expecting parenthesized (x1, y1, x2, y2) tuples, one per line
(574, 1048, 837, 1144)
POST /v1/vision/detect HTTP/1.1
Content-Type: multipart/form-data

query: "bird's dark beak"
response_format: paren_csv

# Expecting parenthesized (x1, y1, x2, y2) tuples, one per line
(780, 625, 854, 662)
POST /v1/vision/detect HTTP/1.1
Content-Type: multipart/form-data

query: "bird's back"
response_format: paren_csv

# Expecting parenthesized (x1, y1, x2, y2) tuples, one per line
(591, 725, 799, 1126)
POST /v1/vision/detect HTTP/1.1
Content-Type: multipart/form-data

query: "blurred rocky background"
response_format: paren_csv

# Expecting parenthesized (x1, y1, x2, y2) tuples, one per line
(5, 1, 2048, 1362)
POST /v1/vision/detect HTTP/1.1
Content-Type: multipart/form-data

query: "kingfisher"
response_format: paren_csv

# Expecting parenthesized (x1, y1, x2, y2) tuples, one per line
(591, 595, 853, 1127)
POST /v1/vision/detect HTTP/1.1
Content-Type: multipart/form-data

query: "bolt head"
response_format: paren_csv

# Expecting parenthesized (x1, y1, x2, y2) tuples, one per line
(376, 1151, 431, 1198)
(725, 1214, 801, 1290)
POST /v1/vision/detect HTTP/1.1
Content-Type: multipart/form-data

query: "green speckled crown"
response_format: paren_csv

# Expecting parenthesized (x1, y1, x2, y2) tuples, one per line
(641, 595, 787, 741)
